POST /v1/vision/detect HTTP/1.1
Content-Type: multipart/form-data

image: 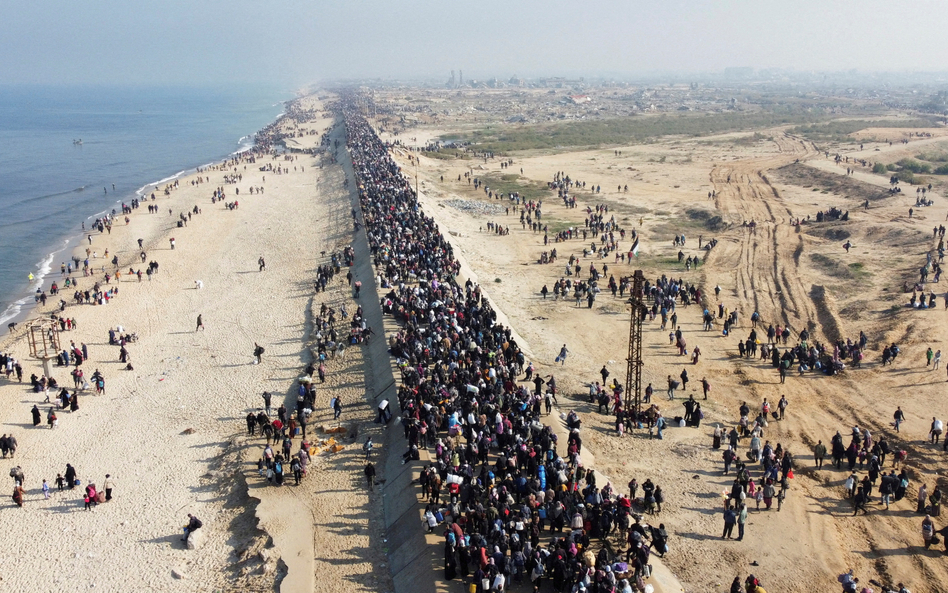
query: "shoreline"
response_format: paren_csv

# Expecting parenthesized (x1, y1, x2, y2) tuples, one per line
(0, 93, 376, 592)
(0, 105, 286, 334)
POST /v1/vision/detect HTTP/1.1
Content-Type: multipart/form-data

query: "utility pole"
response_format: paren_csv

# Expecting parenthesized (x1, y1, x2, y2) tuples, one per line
(624, 270, 647, 417)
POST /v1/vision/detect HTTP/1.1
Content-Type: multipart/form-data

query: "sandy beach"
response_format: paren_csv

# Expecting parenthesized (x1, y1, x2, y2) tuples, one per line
(0, 94, 391, 592)
(4, 84, 948, 593)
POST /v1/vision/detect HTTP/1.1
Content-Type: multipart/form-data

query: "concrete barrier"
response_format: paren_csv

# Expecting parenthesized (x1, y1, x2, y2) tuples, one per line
(338, 137, 439, 593)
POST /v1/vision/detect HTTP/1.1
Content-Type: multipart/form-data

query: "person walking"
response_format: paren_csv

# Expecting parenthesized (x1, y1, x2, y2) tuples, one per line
(333, 395, 343, 420)
(701, 377, 710, 400)
(291, 457, 302, 485)
(935, 350, 943, 370)
(64, 464, 77, 489)
(931, 417, 944, 444)
(253, 343, 265, 364)
(722, 505, 737, 539)
(195, 314, 204, 332)
(364, 462, 376, 491)
(104, 474, 115, 501)
(853, 487, 869, 515)
(893, 407, 905, 432)
(666, 375, 678, 400)
(181, 514, 202, 541)
(814, 440, 826, 469)
(555, 344, 569, 365)
(363, 437, 373, 460)
(261, 392, 272, 416)
(736, 503, 748, 541)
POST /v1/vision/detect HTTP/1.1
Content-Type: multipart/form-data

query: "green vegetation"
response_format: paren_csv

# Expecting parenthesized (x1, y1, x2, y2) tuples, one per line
(686, 208, 712, 222)
(732, 132, 770, 146)
(544, 220, 578, 234)
(705, 216, 726, 231)
(896, 170, 924, 185)
(936, 165, 948, 175)
(875, 158, 935, 183)
(791, 118, 937, 143)
(894, 158, 932, 174)
(916, 151, 948, 163)
(453, 110, 834, 152)
(424, 148, 471, 160)
(848, 262, 871, 280)
(476, 173, 550, 201)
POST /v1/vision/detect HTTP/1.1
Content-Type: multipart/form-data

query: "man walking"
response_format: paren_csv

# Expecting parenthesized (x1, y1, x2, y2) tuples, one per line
(736, 503, 748, 541)
(893, 407, 905, 432)
(722, 505, 737, 539)
(182, 514, 202, 541)
(555, 344, 569, 365)
(364, 462, 376, 491)
(195, 314, 204, 332)
(814, 440, 826, 469)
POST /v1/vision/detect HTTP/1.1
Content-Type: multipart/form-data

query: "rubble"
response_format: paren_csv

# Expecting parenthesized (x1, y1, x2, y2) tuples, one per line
(443, 199, 505, 216)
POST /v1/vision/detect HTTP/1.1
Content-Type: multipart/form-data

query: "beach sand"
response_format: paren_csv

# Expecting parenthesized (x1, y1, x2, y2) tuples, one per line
(0, 94, 390, 592)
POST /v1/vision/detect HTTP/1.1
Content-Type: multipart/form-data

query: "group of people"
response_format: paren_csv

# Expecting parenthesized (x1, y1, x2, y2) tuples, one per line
(345, 97, 667, 593)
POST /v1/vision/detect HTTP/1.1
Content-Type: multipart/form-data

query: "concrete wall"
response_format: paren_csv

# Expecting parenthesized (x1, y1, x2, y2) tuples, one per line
(338, 131, 440, 593)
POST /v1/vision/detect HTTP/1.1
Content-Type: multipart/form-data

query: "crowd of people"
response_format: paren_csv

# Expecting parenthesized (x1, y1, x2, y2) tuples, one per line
(345, 96, 670, 593)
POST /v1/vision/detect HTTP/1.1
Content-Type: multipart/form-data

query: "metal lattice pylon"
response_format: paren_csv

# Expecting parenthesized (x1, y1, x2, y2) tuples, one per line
(624, 270, 647, 417)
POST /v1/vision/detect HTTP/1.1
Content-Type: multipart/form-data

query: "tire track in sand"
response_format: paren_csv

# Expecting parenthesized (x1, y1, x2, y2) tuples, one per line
(708, 133, 840, 338)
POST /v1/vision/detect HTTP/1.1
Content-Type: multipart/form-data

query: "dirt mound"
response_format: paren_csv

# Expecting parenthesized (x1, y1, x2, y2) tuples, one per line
(772, 162, 891, 202)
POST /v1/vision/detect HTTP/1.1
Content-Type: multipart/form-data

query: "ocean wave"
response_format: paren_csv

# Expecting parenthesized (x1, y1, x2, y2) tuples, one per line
(135, 170, 189, 196)
(0, 297, 29, 328)
(231, 134, 257, 155)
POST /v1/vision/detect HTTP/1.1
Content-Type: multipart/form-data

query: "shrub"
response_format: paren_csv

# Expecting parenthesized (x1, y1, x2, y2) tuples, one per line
(872, 163, 888, 174)
(896, 158, 932, 174)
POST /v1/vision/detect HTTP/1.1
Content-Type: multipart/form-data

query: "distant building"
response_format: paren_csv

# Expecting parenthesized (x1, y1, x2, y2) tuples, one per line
(569, 95, 591, 104)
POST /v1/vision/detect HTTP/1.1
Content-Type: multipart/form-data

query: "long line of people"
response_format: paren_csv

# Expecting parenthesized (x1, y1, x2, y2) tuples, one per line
(344, 96, 666, 593)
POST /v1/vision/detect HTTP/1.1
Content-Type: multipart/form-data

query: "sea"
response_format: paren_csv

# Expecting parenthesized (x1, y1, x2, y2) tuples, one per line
(0, 84, 289, 333)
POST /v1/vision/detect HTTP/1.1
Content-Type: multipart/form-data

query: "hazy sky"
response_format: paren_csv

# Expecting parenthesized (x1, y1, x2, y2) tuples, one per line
(4, 0, 948, 87)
